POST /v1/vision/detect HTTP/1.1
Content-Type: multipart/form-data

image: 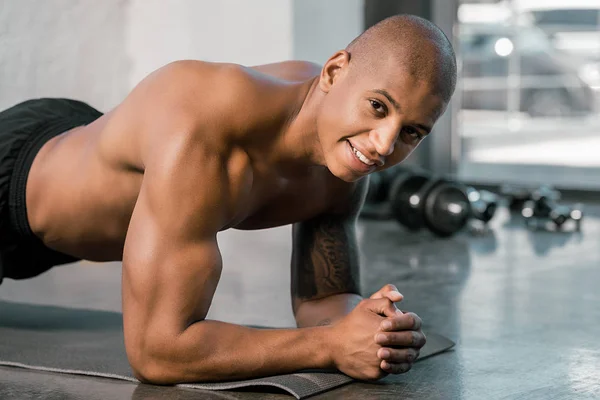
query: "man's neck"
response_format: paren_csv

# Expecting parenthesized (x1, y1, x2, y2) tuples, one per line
(269, 76, 326, 174)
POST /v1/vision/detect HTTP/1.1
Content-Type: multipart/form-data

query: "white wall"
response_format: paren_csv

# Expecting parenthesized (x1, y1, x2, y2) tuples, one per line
(0, 0, 131, 111)
(293, 0, 363, 64)
(0, 0, 295, 111)
(126, 0, 294, 89)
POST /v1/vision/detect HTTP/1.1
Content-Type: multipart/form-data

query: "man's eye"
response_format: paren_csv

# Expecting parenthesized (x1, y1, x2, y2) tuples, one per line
(403, 127, 424, 142)
(370, 100, 385, 114)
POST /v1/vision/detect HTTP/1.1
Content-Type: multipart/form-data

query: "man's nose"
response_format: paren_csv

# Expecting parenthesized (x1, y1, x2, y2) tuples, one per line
(369, 128, 398, 156)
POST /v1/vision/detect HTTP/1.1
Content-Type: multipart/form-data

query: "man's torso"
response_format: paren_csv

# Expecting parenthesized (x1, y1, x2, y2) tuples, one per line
(24, 60, 355, 261)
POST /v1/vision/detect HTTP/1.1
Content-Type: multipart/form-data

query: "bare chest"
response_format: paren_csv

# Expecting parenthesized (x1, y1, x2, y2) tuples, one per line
(230, 171, 337, 230)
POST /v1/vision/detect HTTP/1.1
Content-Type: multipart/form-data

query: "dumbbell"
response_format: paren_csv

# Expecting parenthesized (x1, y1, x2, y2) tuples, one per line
(521, 187, 583, 230)
(365, 171, 390, 204)
(501, 184, 534, 212)
(466, 187, 498, 223)
(500, 184, 559, 212)
(388, 170, 471, 237)
(365, 167, 403, 204)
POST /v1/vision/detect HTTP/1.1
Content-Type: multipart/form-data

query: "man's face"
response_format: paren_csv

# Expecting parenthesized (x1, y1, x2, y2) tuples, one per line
(317, 58, 447, 182)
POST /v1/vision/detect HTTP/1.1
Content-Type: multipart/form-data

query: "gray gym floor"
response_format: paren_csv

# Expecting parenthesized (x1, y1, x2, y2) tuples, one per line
(1, 205, 599, 399)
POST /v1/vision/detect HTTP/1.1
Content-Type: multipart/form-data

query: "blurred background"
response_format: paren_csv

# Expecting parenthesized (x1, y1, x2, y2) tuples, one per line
(456, 0, 600, 190)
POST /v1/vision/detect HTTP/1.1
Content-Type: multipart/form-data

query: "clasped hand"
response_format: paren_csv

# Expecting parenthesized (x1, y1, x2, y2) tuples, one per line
(370, 284, 426, 375)
(329, 284, 426, 381)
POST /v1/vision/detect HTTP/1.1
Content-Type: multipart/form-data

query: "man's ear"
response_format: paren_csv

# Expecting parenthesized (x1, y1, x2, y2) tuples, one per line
(319, 50, 351, 93)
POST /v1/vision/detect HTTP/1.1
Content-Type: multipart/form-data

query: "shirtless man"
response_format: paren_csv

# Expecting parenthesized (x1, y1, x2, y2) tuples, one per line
(0, 15, 456, 383)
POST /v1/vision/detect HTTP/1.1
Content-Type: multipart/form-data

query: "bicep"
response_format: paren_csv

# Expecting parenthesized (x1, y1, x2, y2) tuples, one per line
(122, 134, 227, 355)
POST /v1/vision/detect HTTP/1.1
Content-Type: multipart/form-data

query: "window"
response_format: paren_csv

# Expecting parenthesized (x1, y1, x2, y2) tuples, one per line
(456, 1, 600, 189)
(532, 10, 600, 28)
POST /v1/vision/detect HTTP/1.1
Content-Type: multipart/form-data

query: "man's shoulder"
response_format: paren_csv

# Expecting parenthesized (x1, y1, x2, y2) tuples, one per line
(121, 61, 265, 143)
(141, 60, 258, 114)
(250, 60, 322, 82)
(135, 59, 320, 127)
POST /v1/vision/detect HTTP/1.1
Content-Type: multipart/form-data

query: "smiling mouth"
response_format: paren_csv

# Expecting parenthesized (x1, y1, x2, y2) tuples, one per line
(348, 141, 375, 166)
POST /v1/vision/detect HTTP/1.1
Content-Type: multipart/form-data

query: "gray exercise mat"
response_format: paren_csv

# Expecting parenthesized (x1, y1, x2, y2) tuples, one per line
(0, 300, 455, 399)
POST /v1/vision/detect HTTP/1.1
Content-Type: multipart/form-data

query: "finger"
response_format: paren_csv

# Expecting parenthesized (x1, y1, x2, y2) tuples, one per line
(383, 292, 404, 307)
(380, 361, 412, 374)
(370, 283, 399, 299)
(370, 284, 403, 302)
(364, 298, 398, 318)
(377, 347, 420, 364)
(375, 330, 427, 348)
(380, 312, 422, 331)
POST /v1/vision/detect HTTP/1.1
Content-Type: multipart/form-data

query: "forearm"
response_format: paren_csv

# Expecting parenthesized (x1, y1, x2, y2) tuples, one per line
(295, 293, 363, 328)
(138, 320, 333, 384)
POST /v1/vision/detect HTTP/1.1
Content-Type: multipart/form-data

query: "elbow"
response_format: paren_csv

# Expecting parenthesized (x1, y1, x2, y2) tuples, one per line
(127, 342, 180, 385)
(129, 352, 170, 385)
(125, 320, 216, 384)
(131, 359, 168, 385)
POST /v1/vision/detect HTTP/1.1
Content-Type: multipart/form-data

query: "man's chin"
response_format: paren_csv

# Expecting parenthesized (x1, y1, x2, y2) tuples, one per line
(339, 174, 359, 183)
(327, 164, 362, 182)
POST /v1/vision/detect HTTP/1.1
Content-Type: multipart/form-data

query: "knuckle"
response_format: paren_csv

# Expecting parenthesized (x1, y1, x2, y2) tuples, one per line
(384, 332, 396, 343)
(380, 333, 390, 344)
(394, 331, 411, 345)
(406, 331, 416, 345)
(412, 331, 420, 346)
(405, 350, 416, 362)
(388, 331, 401, 344)
(384, 348, 397, 361)
(409, 312, 422, 329)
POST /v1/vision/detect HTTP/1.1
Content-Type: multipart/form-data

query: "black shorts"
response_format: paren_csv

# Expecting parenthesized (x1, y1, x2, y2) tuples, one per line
(0, 98, 103, 284)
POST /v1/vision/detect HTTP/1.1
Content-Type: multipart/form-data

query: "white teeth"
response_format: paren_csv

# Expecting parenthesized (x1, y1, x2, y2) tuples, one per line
(351, 145, 375, 166)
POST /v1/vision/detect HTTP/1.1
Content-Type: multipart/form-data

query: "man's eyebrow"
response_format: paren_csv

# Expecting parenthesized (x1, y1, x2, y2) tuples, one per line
(372, 89, 401, 112)
(416, 124, 432, 135)
(372, 89, 432, 134)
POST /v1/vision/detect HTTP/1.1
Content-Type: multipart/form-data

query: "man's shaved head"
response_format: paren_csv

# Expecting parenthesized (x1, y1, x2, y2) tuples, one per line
(314, 14, 457, 182)
(345, 14, 457, 102)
